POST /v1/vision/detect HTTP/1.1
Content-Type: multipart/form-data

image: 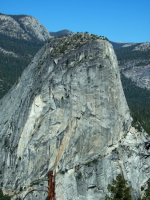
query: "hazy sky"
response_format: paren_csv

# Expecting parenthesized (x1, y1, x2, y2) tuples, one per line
(1, 0, 150, 43)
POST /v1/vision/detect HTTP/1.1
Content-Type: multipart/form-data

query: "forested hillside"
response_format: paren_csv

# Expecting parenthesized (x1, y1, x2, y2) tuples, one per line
(114, 43, 150, 135)
(0, 34, 44, 98)
(0, 13, 51, 98)
(121, 74, 150, 134)
(115, 43, 150, 63)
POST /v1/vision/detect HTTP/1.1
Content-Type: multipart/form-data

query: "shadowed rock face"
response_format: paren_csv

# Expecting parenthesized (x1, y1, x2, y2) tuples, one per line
(0, 33, 149, 200)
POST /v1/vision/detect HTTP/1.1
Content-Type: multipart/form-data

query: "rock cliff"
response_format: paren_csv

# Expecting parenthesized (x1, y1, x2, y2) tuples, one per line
(0, 33, 149, 200)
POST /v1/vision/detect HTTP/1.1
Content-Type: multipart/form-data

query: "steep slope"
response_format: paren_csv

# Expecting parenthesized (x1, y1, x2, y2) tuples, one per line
(0, 33, 149, 200)
(0, 13, 51, 99)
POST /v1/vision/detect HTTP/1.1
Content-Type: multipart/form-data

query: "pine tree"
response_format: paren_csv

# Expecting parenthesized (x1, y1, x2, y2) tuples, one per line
(105, 174, 133, 200)
(0, 189, 11, 200)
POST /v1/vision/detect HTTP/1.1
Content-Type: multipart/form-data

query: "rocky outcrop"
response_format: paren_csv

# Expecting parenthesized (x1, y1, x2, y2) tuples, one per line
(0, 33, 149, 200)
(122, 61, 150, 89)
(0, 47, 18, 57)
(0, 13, 51, 41)
(133, 42, 150, 51)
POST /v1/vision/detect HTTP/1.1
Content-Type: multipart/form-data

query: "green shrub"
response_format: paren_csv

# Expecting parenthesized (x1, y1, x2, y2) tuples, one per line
(105, 174, 133, 200)
(0, 189, 11, 200)
(76, 172, 82, 179)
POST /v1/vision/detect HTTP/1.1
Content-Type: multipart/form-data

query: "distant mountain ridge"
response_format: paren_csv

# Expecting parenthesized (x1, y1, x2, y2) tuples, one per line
(110, 41, 135, 49)
(50, 29, 74, 37)
(0, 13, 51, 42)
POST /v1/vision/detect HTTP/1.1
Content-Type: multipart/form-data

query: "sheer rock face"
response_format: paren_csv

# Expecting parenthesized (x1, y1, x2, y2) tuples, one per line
(0, 14, 51, 41)
(0, 33, 149, 200)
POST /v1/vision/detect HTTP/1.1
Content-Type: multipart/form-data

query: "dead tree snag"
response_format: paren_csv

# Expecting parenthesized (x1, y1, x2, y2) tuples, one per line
(48, 171, 55, 200)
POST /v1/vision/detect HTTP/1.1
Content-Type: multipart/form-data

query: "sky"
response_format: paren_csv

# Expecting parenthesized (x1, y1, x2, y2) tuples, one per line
(1, 0, 150, 43)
